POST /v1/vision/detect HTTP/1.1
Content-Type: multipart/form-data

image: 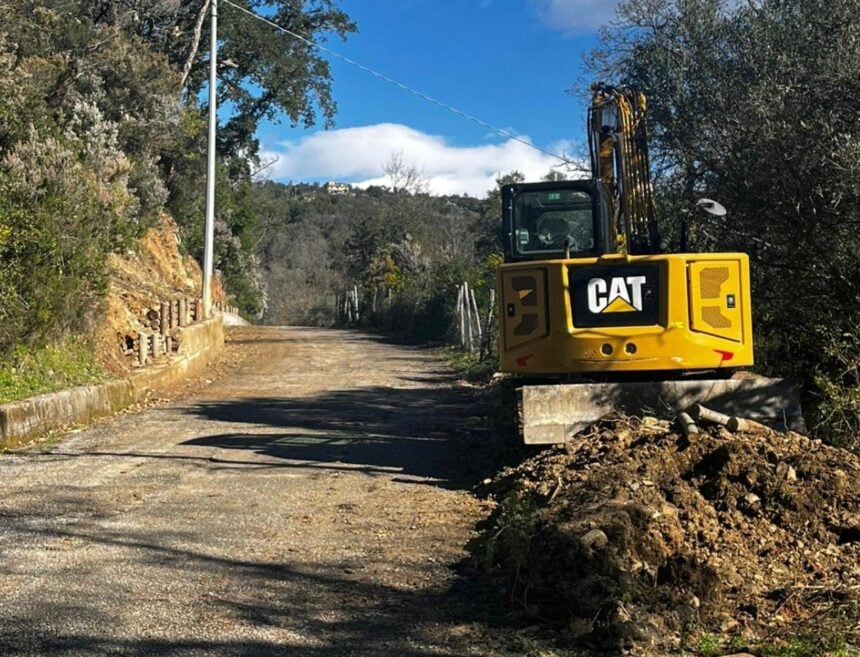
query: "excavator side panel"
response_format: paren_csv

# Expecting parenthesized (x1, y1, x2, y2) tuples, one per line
(500, 268, 549, 351)
(688, 260, 745, 343)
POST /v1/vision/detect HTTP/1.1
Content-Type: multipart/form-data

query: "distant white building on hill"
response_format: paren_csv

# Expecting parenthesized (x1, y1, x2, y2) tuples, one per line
(324, 181, 351, 196)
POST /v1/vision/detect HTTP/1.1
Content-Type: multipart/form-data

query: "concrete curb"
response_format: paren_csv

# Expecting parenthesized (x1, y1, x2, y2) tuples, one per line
(0, 317, 225, 449)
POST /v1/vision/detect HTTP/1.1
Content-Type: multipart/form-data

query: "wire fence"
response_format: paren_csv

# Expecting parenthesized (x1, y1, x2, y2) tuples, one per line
(336, 282, 497, 361)
(455, 281, 496, 359)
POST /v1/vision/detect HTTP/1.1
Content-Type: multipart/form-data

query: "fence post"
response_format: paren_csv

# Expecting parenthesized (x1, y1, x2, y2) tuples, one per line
(353, 285, 360, 322)
(456, 284, 465, 347)
(138, 332, 148, 366)
(469, 287, 482, 345)
(179, 298, 187, 327)
(463, 281, 474, 352)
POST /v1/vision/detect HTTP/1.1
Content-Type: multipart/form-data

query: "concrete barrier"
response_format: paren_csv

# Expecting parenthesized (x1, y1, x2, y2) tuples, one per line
(0, 317, 225, 449)
(518, 376, 805, 444)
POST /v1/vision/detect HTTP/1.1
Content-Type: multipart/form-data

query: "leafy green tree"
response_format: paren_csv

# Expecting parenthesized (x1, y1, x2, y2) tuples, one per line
(68, 0, 355, 159)
(180, 0, 357, 159)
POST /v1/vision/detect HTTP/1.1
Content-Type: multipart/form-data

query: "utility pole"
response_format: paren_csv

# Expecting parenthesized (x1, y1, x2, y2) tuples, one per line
(202, 0, 218, 318)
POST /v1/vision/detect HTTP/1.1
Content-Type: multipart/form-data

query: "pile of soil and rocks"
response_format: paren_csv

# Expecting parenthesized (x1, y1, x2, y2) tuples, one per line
(478, 415, 860, 654)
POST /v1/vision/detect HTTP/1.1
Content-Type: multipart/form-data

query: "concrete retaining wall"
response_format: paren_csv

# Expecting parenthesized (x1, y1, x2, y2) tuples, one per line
(0, 317, 225, 449)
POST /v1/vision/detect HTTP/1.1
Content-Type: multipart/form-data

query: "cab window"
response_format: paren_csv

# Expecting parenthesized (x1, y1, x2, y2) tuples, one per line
(512, 189, 596, 258)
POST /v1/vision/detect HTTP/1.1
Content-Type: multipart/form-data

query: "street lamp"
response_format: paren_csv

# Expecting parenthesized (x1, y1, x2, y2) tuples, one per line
(202, 0, 218, 318)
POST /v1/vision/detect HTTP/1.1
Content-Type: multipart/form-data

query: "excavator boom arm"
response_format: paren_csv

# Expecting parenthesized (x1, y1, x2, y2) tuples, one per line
(588, 83, 660, 255)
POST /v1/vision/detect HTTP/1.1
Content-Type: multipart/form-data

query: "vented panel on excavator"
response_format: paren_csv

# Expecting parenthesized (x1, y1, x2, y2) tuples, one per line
(501, 269, 549, 350)
(688, 261, 743, 342)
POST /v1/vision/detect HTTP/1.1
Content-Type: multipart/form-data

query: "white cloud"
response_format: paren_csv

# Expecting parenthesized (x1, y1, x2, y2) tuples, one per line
(532, 0, 620, 32)
(260, 123, 583, 197)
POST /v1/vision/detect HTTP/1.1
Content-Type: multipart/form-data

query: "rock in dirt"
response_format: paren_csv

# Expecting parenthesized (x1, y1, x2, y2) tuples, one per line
(580, 528, 609, 550)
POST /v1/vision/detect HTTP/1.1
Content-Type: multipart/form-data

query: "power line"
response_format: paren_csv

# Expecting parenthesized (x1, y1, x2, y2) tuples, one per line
(221, 0, 572, 165)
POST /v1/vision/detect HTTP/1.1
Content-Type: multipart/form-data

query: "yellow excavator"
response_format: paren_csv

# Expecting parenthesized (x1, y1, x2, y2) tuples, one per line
(497, 83, 802, 443)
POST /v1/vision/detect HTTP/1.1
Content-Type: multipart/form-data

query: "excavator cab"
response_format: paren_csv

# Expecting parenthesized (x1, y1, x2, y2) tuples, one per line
(502, 180, 610, 261)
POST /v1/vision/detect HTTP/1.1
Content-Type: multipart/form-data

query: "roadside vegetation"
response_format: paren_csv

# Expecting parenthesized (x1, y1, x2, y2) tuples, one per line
(251, 164, 512, 342)
(0, 338, 103, 404)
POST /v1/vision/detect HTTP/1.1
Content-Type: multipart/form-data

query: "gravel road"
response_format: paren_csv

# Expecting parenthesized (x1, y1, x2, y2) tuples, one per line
(0, 327, 505, 657)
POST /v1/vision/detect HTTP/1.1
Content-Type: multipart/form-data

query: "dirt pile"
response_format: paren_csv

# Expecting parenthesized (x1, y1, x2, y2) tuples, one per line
(479, 416, 860, 654)
(95, 214, 225, 373)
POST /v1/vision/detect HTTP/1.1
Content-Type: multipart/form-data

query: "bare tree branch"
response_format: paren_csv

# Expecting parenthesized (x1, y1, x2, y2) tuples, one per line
(179, 0, 209, 91)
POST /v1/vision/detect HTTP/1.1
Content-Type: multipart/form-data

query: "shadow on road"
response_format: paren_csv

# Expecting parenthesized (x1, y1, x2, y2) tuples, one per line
(0, 513, 502, 657)
(182, 385, 495, 489)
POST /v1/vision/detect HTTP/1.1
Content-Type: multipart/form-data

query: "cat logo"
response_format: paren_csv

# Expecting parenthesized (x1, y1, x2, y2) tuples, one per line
(587, 275, 647, 314)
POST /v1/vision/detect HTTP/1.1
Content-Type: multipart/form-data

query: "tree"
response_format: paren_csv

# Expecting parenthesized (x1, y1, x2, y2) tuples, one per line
(383, 152, 429, 195)
(65, 0, 356, 160)
(542, 168, 568, 182)
(184, 0, 356, 159)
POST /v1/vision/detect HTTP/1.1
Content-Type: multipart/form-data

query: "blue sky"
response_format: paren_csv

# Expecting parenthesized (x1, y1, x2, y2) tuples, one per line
(251, 0, 620, 196)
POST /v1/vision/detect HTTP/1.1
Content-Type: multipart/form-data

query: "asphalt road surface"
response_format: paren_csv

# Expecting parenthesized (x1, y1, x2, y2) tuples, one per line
(0, 327, 506, 657)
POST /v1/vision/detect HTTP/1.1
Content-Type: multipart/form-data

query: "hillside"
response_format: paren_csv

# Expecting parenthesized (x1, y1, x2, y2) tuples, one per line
(251, 180, 496, 339)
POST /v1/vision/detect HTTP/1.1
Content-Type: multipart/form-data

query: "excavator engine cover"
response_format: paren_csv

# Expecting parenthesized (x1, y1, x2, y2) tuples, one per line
(498, 253, 754, 374)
